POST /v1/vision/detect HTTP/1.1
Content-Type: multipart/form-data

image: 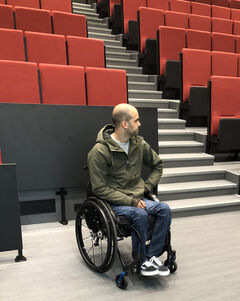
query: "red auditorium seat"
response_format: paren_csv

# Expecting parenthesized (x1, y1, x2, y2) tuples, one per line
(139, 7, 164, 53)
(0, 0, 4, 3)
(186, 29, 211, 50)
(231, 8, 240, 21)
(228, 0, 240, 9)
(233, 20, 240, 35)
(52, 11, 87, 37)
(122, 0, 146, 34)
(7, 0, 40, 8)
(15, 6, 52, 33)
(147, 0, 169, 10)
(211, 0, 229, 7)
(109, 0, 121, 17)
(85, 67, 127, 106)
(235, 36, 240, 53)
(188, 14, 211, 32)
(211, 51, 238, 76)
(41, 0, 72, 12)
(194, 0, 211, 5)
(164, 11, 188, 29)
(169, 0, 191, 14)
(67, 36, 105, 68)
(0, 60, 40, 103)
(211, 18, 233, 34)
(158, 26, 186, 75)
(181, 48, 211, 103)
(212, 5, 230, 19)
(0, 4, 14, 29)
(24, 31, 67, 65)
(0, 28, 25, 61)
(191, 2, 211, 17)
(210, 76, 240, 136)
(39, 63, 86, 105)
(211, 32, 235, 53)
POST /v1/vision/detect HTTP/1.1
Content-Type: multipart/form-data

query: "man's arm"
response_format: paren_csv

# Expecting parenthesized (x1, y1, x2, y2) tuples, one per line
(142, 140, 163, 193)
(88, 145, 133, 206)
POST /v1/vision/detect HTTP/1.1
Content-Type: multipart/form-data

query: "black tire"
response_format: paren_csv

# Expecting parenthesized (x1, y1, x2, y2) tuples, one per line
(164, 259, 177, 273)
(75, 199, 117, 273)
(115, 274, 128, 289)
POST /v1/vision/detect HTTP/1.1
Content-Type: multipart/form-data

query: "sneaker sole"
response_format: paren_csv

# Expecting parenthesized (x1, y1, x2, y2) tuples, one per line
(158, 270, 170, 277)
(140, 270, 159, 276)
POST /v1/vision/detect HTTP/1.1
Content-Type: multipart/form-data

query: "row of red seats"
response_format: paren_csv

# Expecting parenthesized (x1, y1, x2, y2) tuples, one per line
(186, 0, 240, 9)
(0, 28, 105, 67)
(0, 4, 86, 36)
(0, 0, 71, 12)
(0, 60, 127, 106)
(140, 6, 240, 53)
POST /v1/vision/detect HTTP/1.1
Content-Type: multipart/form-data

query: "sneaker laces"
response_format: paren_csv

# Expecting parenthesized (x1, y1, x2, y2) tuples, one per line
(149, 256, 163, 267)
(142, 260, 154, 268)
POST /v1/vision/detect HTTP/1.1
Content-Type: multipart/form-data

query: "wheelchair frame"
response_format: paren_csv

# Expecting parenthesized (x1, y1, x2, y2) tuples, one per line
(75, 196, 177, 289)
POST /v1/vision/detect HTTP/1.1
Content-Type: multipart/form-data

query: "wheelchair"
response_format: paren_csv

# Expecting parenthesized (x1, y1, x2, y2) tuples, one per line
(75, 192, 177, 289)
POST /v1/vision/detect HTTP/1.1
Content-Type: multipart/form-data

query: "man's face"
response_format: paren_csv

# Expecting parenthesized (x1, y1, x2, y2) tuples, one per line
(126, 109, 141, 136)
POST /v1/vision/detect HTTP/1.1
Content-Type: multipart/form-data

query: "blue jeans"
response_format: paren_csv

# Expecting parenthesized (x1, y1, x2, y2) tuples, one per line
(111, 198, 172, 263)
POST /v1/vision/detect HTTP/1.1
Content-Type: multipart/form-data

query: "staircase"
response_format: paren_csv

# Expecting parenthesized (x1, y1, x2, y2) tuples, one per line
(72, 2, 240, 217)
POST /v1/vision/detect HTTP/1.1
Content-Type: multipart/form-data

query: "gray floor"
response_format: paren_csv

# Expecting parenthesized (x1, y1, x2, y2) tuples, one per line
(1, 211, 240, 301)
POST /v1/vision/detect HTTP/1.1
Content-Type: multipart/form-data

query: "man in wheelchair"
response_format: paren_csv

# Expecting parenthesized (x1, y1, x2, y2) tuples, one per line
(88, 104, 171, 277)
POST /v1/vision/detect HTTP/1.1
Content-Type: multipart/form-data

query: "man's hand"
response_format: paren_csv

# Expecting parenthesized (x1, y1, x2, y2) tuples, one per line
(137, 200, 146, 210)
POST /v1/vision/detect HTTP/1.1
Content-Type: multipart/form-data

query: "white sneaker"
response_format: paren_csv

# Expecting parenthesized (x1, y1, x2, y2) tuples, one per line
(140, 260, 159, 276)
(149, 256, 170, 276)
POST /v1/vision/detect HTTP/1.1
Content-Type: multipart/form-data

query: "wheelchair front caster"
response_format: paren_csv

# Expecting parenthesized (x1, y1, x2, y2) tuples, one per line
(164, 259, 177, 273)
(115, 272, 128, 289)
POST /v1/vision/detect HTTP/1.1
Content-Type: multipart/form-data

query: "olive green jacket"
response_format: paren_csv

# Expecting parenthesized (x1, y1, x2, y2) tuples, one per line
(88, 124, 163, 206)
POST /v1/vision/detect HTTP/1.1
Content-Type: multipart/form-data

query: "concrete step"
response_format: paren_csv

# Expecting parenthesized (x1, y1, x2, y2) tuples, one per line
(129, 99, 170, 108)
(106, 51, 132, 59)
(106, 57, 137, 67)
(127, 74, 156, 83)
(158, 130, 194, 141)
(103, 39, 122, 47)
(85, 16, 108, 25)
(158, 108, 178, 118)
(72, 8, 99, 17)
(107, 65, 143, 74)
(160, 169, 227, 184)
(105, 45, 127, 53)
(128, 81, 156, 91)
(72, 2, 92, 9)
(128, 90, 162, 99)
(166, 194, 240, 217)
(88, 32, 117, 41)
(160, 153, 215, 168)
(158, 118, 186, 129)
(158, 179, 238, 201)
(88, 26, 112, 34)
(87, 21, 109, 29)
(158, 140, 204, 154)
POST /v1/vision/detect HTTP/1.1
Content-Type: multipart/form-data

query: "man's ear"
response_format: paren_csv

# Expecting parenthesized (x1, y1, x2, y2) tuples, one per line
(122, 120, 128, 129)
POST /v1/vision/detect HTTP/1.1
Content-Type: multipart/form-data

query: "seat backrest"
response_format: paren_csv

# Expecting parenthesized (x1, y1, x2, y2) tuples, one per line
(0, 28, 25, 61)
(182, 48, 211, 103)
(236, 36, 240, 54)
(109, 0, 121, 17)
(211, 17, 233, 34)
(211, 51, 238, 76)
(191, 2, 211, 17)
(229, 0, 240, 9)
(186, 29, 211, 51)
(41, 0, 72, 12)
(233, 20, 240, 35)
(25, 31, 67, 65)
(67, 36, 105, 68)
(159, 26, 186, 75)
(231, 8, 240, 21)
(122, 0, 146, 34)
(52, 11, 87, 37)
(169, 0, 191, 14)
(212, 5, 230, 19)
(0, 4, 14, 29)
(147, 0, 169, 11)
(164, 11, 188, 29)
(15, 6, 52, 33)
(0, 60, 40, 103)
(85, 67, 127, 106)
(211, 0, 229, 7)
(39, 63, 86, 105)
(7, 0, 40, 8)
(188, 14, 211, 32)
(210, 76, 240, 135)
(211, 32, 235, 53)
(139, 7, 164, 53)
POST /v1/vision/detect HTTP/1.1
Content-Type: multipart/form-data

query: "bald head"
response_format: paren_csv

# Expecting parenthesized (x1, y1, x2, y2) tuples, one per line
(112, 104, 138, 128)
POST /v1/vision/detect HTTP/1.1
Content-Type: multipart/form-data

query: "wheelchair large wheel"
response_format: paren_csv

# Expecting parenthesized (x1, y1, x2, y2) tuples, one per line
(75, 198, 117, 273)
